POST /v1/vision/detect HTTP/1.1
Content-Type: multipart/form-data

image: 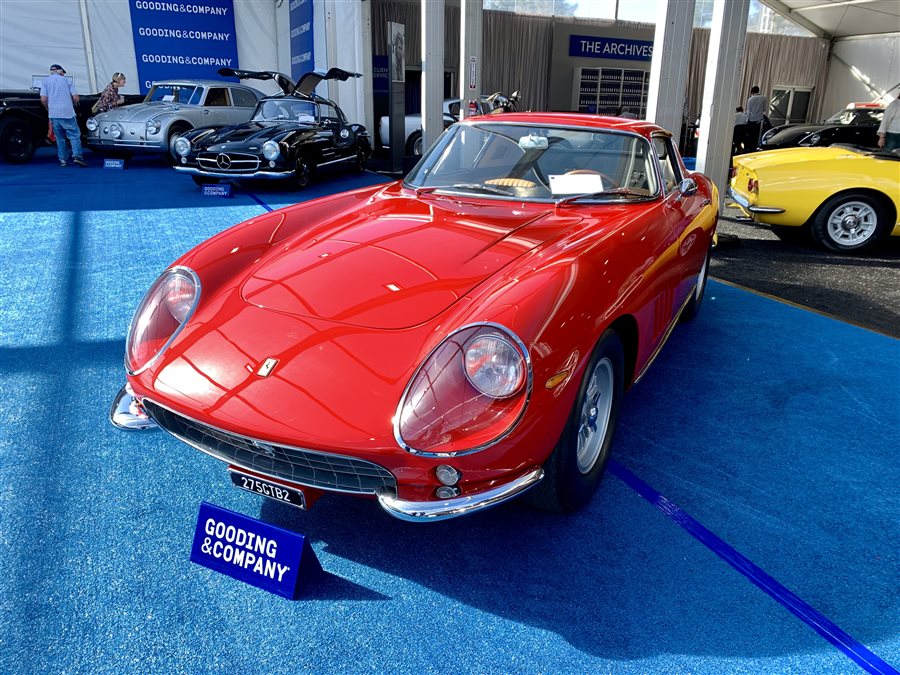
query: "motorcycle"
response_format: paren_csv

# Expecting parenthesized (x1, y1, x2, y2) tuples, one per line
(485, 90, 521, 114)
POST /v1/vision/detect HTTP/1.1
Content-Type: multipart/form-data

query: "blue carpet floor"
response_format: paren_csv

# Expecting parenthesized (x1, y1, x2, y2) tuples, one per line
(1, 148, 898, 674)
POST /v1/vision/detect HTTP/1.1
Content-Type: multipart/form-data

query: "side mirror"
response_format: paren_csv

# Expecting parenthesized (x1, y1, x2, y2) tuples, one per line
(678, 178, 698, 196)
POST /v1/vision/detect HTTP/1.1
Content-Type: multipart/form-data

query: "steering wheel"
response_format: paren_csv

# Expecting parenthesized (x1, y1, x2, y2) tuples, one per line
(564, 169, 620, 189)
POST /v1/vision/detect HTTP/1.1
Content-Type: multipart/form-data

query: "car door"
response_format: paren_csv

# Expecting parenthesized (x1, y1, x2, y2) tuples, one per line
(319, 103, 356, 161)
(652, 134, 709, 320)
(200, 87, 235, 127)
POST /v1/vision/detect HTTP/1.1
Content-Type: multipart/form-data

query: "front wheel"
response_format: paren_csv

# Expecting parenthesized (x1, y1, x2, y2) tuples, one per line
(529, 330, 624, 513)
(406, 131, 423, 157)
(811, 192, 890, 253)
(355, 146, 368, 172)
(681, 247, 710, 321)
(292, 158, 312, 190)
(0, 118, 36, 163)
(167, 126, 190, 162)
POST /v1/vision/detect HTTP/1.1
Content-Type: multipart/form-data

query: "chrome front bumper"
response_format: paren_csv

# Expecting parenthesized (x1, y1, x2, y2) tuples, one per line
(726, 186, 785, 214)
(110, 385, 544, 521)
(174, 166, 293, 180)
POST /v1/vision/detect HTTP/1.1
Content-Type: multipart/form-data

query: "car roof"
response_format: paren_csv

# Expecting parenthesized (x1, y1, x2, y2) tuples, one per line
(150, 80, 258, 89)
(458, 112, 671, 138)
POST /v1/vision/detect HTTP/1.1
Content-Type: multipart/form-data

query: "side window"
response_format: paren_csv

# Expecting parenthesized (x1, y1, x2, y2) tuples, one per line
(653, 137, 681, 194)
(230, 88, 257, 108)
(319, 104, 341, 125)
(205, 88, 230, 107)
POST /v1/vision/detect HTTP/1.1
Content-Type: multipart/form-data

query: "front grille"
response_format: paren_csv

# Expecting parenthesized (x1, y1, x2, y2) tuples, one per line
(143, 400, 396, 495)
(198, 152, 261, 172)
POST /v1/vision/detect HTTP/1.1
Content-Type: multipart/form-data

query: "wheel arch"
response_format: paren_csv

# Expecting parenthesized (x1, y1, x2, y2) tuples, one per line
(607, 314, 639, 390)
(806, 187, 897, 229)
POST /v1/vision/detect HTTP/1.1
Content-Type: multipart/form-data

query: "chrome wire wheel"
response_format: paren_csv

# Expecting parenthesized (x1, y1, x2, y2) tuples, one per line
(826, 200, 878, 247)
(576, 357, 614, 474)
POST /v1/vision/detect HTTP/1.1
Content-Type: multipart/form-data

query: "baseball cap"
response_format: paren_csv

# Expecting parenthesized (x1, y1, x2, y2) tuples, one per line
(50, 64, 66, 74)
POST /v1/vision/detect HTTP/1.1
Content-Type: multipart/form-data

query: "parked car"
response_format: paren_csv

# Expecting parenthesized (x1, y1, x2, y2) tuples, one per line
(0, 88, 142, 163)
(378, 98, 463, 156)
(110, 113, 717, 521)
(173, 68, 370, 189)
(758, 102, 884, 151)
(728, 145, 900, 252)
(85, 77, 265, 158)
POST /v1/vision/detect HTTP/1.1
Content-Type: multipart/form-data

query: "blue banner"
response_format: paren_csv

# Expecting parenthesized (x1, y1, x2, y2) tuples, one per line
(289, 0, 314, 83)
(128, 0, 239, 94)
(373, 55, 389, 96)
(190, 502, 322, 599)
(569, 34, 653, 62)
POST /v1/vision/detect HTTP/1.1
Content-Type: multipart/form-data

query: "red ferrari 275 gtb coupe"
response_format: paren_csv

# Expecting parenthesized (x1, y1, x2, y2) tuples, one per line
(111, 113, 718, 522)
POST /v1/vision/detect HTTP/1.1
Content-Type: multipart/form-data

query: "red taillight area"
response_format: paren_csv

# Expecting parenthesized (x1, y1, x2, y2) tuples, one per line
(748, 178, 759, 194)
(397, 327, 528, 454)
(126, 269, 199, 373)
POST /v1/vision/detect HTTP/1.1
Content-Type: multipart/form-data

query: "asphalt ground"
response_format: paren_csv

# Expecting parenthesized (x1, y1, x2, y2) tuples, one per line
(713, 206, 900, 338)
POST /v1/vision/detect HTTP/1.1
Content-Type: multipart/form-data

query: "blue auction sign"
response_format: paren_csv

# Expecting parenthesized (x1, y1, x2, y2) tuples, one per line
(128, 0, 240, 94)
(201, 183, 232, 197)
(289, 0, 314, 83)
(373, 55, 389, 96)
(569, 34, 653, 62)
(190, 502, 322, 599)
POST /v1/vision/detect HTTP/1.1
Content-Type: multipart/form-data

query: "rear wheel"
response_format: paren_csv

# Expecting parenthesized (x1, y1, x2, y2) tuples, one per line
(681, 247, 710, 321)
(529, 330, 624, 513)
(0, 118, 36, 163)
(811, 192, 890, 253)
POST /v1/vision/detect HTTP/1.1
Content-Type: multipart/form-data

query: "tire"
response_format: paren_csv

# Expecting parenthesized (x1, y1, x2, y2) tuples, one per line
(681, 247, 710, 321)
(529, 330, 625, 513)
(811, 192, 890, 253)
(0, 117, 36, 163)
(770, 224, 807, 243)
(354, 146, 368, 172)
(191, 175, 219, 186)
(292, 158, 312, 190)
(406, 131, 423, 157)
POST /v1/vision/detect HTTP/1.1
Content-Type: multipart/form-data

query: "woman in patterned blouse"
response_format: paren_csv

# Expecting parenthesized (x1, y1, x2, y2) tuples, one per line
(95, 73, 126, 113)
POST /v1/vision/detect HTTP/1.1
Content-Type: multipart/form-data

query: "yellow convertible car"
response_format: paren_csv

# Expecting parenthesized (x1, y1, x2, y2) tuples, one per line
(728, 145, 900, 252)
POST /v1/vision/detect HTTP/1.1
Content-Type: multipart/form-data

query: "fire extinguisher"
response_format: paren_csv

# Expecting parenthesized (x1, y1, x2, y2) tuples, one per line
(468, 99, 478, 116)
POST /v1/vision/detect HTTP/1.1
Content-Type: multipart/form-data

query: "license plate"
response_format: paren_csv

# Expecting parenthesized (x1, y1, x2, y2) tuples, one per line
(229, 470, 306, 509)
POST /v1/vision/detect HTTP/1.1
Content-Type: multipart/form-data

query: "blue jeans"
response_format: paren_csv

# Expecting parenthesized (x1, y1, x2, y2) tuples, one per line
(885, 132, 900, 153)
(51, 117, 83, 163)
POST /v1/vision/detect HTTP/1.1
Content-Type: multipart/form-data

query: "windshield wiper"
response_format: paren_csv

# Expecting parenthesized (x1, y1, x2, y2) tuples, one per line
(415, 183, 512, 197)
(555, 188, 651, 206)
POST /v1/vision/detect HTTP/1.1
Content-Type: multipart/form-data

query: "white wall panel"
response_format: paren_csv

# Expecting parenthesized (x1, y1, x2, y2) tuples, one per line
(821, 35, 900, 114)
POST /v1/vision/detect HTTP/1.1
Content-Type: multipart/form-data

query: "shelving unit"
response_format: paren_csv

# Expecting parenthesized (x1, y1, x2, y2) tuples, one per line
(572, 66, 650, 117)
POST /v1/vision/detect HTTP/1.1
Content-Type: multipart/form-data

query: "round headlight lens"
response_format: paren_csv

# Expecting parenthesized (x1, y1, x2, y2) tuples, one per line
(111, 124, 122, 139)
(146, 119, 161, 134)
(464, 335, 525, 398)
(126, 267, 200, 374)
(86, 118, 98, 132)
(800, 132, 822, 146)
(262, 140, 281, 160)
(174, 137, 191, 157)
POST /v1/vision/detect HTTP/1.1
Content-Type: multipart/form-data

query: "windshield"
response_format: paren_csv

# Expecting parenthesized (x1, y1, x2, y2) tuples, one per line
(253, 98, 317, 122)
(405, 123, 660, 202)
(823, 108, 884, 126)
(145, 84, 201, 104)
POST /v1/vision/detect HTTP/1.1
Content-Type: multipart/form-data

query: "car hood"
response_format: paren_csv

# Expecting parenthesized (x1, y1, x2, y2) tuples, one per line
(240, 191, 582, 329)
(199, 121, 312, 147)
(96, 102, 184, 122)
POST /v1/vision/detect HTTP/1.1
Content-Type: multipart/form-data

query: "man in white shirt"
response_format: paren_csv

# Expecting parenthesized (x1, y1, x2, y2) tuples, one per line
(877, 98, 900, 152)
(40, 64, 87, 167)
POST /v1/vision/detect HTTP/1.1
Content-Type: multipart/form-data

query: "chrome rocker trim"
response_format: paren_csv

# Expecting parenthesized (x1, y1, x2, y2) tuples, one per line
(109, 385, 158, 430)
(726, 186, 785, 214)
(174, 166, 294, 179)
(375, 466, 544, 522)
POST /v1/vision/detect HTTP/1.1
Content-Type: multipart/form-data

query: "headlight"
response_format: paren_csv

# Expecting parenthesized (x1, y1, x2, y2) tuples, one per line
(86, 118, 98, 132)
(174, 137, 191, 157)
(111, 124, 122, 139)
(761, 128, 777, 143)
(394, 323, 531, 455)
(126, 267, 200, 374)
(800, 132, 822, 146)
(146, 119, 161, 134)
(262, 140, 281, 160)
